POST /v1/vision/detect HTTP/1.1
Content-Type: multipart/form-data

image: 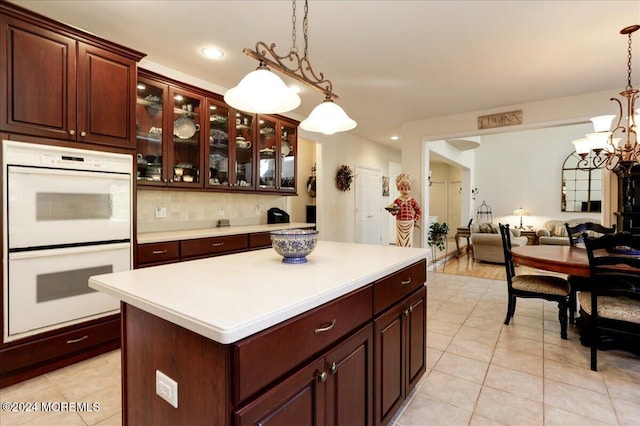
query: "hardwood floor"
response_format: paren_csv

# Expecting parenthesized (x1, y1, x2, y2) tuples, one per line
(434, 239, 541, 280)
(439, 252, 507, 280)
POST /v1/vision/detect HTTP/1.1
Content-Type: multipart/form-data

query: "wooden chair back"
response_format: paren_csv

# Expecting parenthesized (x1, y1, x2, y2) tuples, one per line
(565, 222, 616, 246)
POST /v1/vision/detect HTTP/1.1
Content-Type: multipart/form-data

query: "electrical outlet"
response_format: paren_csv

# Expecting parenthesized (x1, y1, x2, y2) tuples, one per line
(155, 206, 167, 218)
(255, 204, 261, 216)
(156, 370, 178, 408)
(218, 205, 224, 216)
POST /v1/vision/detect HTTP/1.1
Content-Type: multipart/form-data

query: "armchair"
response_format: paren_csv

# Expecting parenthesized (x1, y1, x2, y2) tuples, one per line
(470, 223, 527, 263)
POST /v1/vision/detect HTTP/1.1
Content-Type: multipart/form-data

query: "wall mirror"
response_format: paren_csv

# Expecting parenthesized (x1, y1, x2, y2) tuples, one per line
(561, 151, 602, 212)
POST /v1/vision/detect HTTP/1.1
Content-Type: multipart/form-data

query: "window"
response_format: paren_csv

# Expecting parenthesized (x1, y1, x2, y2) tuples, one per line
(562, 151, 602, 212)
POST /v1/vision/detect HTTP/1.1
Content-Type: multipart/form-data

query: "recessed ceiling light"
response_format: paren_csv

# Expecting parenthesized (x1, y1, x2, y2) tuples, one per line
(391, 135, 399, 141)
(201, 47, 224, 59)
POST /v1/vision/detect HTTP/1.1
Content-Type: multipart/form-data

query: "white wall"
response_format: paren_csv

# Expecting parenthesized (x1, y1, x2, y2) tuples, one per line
(310, 131, 401, 244)
(401, 89, 624, 247)
(474, 123, 602, 229)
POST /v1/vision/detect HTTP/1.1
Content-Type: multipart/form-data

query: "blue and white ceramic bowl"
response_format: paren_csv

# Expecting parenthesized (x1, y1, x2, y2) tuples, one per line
(270, 229, 319, 264)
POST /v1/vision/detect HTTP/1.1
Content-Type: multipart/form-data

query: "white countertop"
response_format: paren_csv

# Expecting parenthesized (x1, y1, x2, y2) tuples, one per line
(137, 222, 315, 244)
(89, 241, 427, 344)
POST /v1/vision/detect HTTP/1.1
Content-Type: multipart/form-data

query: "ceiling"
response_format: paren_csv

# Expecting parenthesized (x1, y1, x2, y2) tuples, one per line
(9, 0, 640, 146)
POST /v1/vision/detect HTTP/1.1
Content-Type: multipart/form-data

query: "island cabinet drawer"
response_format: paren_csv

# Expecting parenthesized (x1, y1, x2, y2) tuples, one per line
(373, 259, 426, 314)
(137, 242, 180, 266)
(180, 234, 248, 259)
(248, 232, 273, 250)
(233, 284, 373, 404)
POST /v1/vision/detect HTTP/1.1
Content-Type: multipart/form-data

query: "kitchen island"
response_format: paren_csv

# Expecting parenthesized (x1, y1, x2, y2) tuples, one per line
(90, 241, 428, 425)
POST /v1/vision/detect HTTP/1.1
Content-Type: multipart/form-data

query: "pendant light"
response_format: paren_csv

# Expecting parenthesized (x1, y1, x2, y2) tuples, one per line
(299, 96, 357, 135)
(224, 62, 300, 114)
(571, 24, 640, 175)
(225, 0, 356, 134)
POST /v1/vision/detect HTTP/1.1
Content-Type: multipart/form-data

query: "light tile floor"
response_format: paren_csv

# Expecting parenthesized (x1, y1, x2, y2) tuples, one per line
(1, 272, 639, 425)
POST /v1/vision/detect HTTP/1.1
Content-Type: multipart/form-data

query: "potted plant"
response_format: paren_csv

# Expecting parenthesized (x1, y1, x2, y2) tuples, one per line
(428, 222, 449, 270)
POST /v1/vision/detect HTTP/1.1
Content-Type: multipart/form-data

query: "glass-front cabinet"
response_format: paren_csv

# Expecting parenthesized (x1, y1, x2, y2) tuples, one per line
(206, 100, 255, 190)
(136, 70, 298, 194)
(136, 76, 167, 184)
(207, 99, 231, 187)
(258, 115, 297, 193)
(136, 71, 204, 188)
(233, 110, 255, 189)
(280, 121, 297, 192)
(169, 88, 203, 187)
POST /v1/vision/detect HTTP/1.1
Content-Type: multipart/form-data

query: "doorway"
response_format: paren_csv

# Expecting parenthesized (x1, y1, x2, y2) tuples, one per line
(355, 165, 381, 244)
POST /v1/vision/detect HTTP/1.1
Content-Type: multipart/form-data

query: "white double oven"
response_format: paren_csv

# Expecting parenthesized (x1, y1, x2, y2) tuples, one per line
(3, 141, 132, 342)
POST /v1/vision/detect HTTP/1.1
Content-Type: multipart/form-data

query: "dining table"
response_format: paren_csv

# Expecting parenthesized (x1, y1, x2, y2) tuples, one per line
(510, 244, 590, 277)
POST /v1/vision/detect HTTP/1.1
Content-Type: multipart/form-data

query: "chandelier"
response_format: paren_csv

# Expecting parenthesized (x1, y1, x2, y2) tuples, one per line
(571, 24, 639, 176)
(224, 0, 357, 135)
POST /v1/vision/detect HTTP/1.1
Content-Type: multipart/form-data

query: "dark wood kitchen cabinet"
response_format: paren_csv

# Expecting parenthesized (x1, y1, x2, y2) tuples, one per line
(235, 324, 373, 426)
(373, 261, 427, 426)
(0, 3, 144, 148)
(121, 259, 426, 425)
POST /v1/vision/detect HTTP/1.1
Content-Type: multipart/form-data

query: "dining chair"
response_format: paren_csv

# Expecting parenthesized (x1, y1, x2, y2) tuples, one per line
(582, 232, 640, 371)
(566, 222, 616, 246)
(565, 222, 617, 323)
(499, 223, 571, 339)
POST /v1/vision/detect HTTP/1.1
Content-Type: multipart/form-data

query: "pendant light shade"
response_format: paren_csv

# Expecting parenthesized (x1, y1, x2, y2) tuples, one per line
(300, 98, 357, 135)
(224, 64, 301, 114)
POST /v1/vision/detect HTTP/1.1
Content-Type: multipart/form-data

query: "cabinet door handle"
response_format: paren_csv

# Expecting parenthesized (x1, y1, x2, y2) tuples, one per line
(152, 250, 168, 255)
(80, 131, 87, 137)
(69, 129, 76, 135)
(403, 306, 414, 316)
(401, 278, 412, 285)
(316, 371, 328, 382)
(66, 335, 88, 344)
(314, 319, 336, 334)
(329, 362, 338, 374)
(212, 242, 224, 247)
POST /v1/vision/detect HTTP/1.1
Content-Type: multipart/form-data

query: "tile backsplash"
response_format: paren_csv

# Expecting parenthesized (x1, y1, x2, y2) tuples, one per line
(137, 190, 287, 233)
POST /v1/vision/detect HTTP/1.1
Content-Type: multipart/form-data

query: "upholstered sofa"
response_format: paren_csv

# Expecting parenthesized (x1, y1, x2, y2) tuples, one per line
(536, 218, 600, 245)
(470, 223, 528, 263)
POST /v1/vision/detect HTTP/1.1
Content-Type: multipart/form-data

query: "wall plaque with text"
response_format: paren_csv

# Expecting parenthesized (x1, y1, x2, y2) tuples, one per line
(478, 110, 523, 130)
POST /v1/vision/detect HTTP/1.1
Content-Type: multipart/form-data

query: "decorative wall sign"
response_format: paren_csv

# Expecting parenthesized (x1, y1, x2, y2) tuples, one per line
(478, 110, 523, 130)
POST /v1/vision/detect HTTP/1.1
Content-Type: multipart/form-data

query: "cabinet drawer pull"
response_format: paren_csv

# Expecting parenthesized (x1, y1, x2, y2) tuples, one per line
(314, 319, 336, 334)
(212, 242, 225, 247)
(316, 371, 328, 382)
(401, 278, 412, 285)
(152, 250, 168, 255)
(66, 335, 88, 344)
(80, 131, 87, 137)
(69, 129, 76, 136)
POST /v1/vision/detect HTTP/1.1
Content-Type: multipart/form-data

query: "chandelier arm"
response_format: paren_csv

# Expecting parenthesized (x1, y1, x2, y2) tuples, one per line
(244, 43, 339, 100)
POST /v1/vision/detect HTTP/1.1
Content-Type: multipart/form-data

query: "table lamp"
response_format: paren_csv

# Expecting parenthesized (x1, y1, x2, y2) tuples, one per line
(513, 207, 529, 230)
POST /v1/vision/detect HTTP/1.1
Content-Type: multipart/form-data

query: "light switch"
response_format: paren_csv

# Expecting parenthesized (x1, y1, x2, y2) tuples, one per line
(156, 370, 178, 408)
(155, 206, 167, 218)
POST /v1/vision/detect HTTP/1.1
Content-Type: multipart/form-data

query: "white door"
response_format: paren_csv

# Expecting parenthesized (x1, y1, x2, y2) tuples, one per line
(448, 180, 462, 227)
(355, 166, 381, 244)
(429, 181, 447, 225)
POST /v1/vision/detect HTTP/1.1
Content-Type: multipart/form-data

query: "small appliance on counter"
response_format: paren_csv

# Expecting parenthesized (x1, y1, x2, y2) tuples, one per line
(267, 207, 290, 224)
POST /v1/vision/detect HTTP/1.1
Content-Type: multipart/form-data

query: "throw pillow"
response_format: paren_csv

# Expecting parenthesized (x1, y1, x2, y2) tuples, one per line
(479, 223, 491, 233)
(553, 224, 567, 237)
